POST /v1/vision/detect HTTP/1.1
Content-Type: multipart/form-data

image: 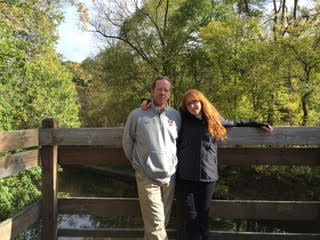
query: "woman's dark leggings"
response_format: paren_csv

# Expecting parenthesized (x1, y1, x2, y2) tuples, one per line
(175, 178, 216, 240)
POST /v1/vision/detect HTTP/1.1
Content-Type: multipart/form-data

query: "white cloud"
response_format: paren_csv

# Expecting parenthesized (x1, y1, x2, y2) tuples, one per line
(56, 4, 98, 63)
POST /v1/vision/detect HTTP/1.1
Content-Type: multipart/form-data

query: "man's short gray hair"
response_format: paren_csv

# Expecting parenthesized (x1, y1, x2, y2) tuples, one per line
(152, 76, 171, 89)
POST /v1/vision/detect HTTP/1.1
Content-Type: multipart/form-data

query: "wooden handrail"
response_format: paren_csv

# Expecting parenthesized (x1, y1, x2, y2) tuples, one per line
(0, 129, 39, 153)
(39, 127, 320, 146)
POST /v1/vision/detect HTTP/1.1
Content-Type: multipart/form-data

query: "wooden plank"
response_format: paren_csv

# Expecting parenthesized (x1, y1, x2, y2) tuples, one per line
(40, 127, 320, 146)
(218, 147, 320, 165)
(57, 228, 320, 240)
(0, 150, 40, 179)
(0, 129, 39, 153)
(224, 127, 320, 145)
(40, 128, 123, 146)
(58, 146, 128, 165)
(211, 200, 320, 220)
(58, 198, 320, 221)
(57, 228, 146, 238)
(40, 118, 58, 240)
(0, 200, 41, 240)
(58, 146, 320, 166)
(58, 197, 141, 217)
(206, 231, 320, 240)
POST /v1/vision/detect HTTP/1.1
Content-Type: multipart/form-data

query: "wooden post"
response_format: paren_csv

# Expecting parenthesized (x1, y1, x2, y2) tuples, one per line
(40, 118, 58, 240)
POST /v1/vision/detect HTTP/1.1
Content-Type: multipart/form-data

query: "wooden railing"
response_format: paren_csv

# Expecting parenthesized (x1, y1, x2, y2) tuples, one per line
(0, 129, 40, 240)
(0, 118, 319, 240)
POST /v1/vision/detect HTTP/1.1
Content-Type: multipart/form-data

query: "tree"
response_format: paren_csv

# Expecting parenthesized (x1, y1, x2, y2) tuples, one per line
(0, 2, 80, 239)
(281, 17, 320, 125)
(80, 42, 153, 127)
(85, 0, 215, 107)
(265, 0, 320, 125)
(0, 0, 80, 130)
(76, 0, 320, 127)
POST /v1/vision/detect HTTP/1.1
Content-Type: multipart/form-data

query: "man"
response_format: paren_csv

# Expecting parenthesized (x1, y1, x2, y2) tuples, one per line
(122, 76, 181, 240)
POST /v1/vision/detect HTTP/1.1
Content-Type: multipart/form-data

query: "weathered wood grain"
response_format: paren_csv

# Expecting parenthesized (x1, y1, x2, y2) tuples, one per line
(0, 129, 39, 153)
(0, 150, 39, 179)
(58, 198, 320, 221)
(211, 200, 320, 220)
(40, 127, 320, 146)
(40, 118, 58, 240)
(57, 146, 320, 166)
(224, 127, 320, 145)
(57, 228, 320, 239)
(0, 200, 41, 240)
(40, 128, 123, 146)
(58, 146, 129, 165)
(58, 197, 141, 217)
(218, 147, 320, 165)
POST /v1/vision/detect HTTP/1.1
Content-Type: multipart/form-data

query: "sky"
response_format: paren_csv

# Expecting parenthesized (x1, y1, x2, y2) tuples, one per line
(265, 0, 316, 13)
(56, 3, 98, 63)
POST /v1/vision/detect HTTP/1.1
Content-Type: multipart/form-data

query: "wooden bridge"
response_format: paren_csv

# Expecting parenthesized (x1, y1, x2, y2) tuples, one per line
(0, 118, 320, 240)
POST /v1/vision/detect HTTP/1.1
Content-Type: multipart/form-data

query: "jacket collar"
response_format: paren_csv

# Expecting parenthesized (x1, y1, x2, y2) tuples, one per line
(180, 107, 206, 122)
(179, 107, 193, 118)
(151, 101, 168, 114)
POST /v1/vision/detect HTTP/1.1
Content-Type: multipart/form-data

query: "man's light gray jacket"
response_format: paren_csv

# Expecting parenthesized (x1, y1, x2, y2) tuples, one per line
(122, 103, 181, 184)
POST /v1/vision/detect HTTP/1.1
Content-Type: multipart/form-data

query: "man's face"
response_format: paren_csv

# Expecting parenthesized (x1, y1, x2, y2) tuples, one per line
(151, 79, 171, 108)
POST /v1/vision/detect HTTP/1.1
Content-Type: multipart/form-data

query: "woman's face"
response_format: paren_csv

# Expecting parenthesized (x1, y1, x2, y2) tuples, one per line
(185, 96, 202, 116)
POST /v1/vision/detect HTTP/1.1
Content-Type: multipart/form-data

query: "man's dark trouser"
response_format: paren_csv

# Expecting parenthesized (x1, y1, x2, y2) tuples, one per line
(175, 178, 216, 240)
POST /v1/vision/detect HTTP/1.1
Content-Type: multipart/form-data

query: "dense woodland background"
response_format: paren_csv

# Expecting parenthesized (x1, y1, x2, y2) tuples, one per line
(1, 0, 320, 238)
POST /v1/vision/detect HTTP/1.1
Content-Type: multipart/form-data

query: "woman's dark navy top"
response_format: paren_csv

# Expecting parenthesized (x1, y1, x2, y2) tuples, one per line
(177, 109, 268, 182)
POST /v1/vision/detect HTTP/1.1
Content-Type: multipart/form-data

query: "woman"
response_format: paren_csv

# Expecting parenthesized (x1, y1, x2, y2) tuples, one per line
(175, 89, 272, 240)
(141, 89, 272, 239)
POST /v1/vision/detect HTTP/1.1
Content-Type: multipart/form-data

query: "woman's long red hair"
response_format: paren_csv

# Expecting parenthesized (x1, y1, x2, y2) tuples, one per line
(181, 89, 227, 140)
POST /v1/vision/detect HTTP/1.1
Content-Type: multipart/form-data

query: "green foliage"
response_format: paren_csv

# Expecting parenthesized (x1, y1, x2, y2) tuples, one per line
(0, 1, 79, 130)
(0, 53, 80, 130)
(255, 165, 320, 186)
(215, 182, 230, 199)
(79, 43, 154, 127)
(0, 168, 41, 222)
(78, 0, 320, 126)
(0, 1, 80, 239)
(24, 54, 80, 128)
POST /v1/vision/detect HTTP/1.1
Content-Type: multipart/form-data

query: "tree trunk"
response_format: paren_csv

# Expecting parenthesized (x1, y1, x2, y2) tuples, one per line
(243, 0, 252, 17)
(293, 0, 298, 20)
(301, 94, 308, 126)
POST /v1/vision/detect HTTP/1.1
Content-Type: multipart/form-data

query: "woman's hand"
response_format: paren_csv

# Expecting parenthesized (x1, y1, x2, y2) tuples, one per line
(262, 125, 273, 133)
(141, 99, 151, 110)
